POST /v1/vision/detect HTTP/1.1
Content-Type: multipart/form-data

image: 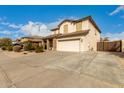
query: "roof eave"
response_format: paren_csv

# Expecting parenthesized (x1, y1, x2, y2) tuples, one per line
(57, 30, 89, 38)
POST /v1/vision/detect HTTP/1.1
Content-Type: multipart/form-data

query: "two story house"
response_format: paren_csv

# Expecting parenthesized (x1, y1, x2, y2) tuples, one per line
(44, 16, 101, 52)
(21, 16, 101, 52)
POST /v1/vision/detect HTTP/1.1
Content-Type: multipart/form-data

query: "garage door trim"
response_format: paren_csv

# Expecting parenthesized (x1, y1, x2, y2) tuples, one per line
(57, 38, 81, 52)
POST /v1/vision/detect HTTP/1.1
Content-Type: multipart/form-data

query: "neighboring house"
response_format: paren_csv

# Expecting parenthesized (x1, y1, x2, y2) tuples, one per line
(46, 16, 101, 52)
(20, 36, 43, 43)
(19, 16, 101, 52)
(20, 36, 43, 46)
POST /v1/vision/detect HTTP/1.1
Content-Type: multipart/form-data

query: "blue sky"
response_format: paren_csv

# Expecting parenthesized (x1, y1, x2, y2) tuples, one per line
(0, 5, 124, 40)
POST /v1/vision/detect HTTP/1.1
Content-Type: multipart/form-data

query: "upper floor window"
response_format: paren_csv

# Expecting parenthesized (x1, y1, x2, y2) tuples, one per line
(64, 24, 68, 33)
(76, 22, 82, 31)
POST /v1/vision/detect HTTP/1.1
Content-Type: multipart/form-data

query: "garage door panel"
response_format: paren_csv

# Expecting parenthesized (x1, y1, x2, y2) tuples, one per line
(57, 40, 80, 52)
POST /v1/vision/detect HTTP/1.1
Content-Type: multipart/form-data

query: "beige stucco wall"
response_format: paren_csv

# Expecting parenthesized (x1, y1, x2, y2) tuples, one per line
(84, 20, 100, 51)
(59, 21, 75, 34)
(52, 29, 59, 35)
(53, 20, 90, 35)
(122, 40, 124, 52)
(59, 20, 89, 34)
(73, 20, 89, 31)
(20, 38, 29, 43)
(55, 19, 100, 52)
(82, 20, 89, 30)
(56, 32, 100, 52)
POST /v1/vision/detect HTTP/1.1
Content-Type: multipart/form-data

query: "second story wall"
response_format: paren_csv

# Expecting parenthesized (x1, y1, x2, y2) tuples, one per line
(58, 20, 90, 34)
(59, 21, 74, 34)
(52, 20, 90, 35)
(83, 20, 100, 51)
(51, 18, 100, 36)
(73, 20, 89, 31)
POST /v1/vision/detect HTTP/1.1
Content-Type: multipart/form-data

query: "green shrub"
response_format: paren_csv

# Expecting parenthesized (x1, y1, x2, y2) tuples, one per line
(13, 45, 22, 52)
(1, 46, 6, 50)
(23, 42, 33, 51)
(35, 46, 43, 53)
(32, 43, 39, 50)
(7, 46, 13, 51)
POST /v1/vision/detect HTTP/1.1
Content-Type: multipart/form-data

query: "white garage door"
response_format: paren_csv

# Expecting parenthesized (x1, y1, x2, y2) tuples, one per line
(57, 39, 80, 52)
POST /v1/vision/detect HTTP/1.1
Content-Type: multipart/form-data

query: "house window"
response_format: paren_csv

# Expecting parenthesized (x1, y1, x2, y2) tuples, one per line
(64, 24, 68, 33)
(76, 22, 82, 31)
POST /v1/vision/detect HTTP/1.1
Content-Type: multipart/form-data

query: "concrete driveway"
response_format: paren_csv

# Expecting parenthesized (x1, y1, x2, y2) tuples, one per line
(0, 50, 124, 88)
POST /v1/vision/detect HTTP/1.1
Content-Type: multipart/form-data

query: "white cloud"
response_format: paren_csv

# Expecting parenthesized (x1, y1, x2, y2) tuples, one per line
(0, 16, 78, 38)
(8, 24, 22, 29)
(0, 29, 25, 39)
(0, 17, 64, 37)
(20, 20, 61, 36)
(0, 20, 61, 37)
(0, 30, 12, 35)
(102, 32, 124, 40)
(109, 5, 124, 16)
(20, 21, 48, 36)
(1, 21, 22, 29)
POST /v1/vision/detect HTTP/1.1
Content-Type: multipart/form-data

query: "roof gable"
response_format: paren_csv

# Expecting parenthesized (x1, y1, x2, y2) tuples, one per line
(51, 16, 101, 33)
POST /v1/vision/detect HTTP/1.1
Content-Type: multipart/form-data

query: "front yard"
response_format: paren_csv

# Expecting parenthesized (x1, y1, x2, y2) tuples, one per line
(0, 50, 124, 88)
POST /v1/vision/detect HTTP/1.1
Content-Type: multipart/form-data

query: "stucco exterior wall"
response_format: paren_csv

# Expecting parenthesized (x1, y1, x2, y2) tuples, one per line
(54, 19, 101, 52)
(122, 40, 124, 52)
(73, 20, 89, 31)
(59, 21, 75, 34)
(79, 36, 89, 51)
(53, 20, 90, 35)
(20, 38, 29, 43)
(57, 35, 94, 52)
(82, 20, 89, 30)
(52, 29, 59, 35)
(85, 20, 100, 51)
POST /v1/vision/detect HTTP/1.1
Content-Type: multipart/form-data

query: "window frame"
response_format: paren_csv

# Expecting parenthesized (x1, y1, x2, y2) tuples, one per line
(63, 24, 68, 33)
(76, 22, 82, 31)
